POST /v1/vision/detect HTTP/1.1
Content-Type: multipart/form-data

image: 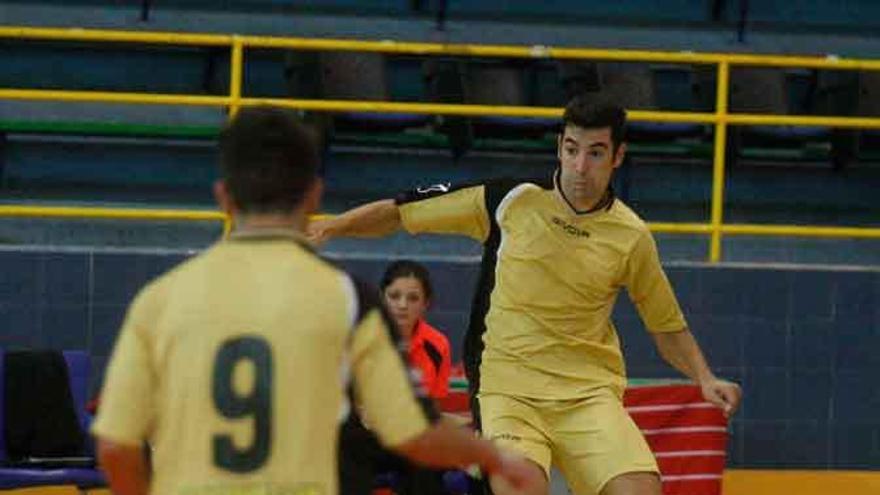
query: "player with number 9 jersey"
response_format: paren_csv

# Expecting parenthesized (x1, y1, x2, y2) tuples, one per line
(92, 232, 432, 495)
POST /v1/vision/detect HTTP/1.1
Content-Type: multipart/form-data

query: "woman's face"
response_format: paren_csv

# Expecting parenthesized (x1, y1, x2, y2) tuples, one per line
(383, 276, 430, 340)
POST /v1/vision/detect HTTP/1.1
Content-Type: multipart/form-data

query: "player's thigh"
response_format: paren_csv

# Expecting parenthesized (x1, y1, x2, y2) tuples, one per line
(488, 461, 549, 495)
(599, 471, 661, 495)
(550, 391, 658, 495)
(478, 393, 552, 486)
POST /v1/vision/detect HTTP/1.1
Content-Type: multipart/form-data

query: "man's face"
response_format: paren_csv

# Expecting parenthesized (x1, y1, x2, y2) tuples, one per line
(557, 125, 625, 210)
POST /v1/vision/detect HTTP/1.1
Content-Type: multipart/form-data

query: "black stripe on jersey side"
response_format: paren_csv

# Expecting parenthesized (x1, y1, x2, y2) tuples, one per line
(462, 175, 553, 432)
(466, 176, 552, 495)
(349, 276, 440, 424)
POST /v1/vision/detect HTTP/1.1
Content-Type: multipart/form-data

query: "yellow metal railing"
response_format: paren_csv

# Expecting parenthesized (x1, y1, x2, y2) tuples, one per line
(0, 205, 233, 237)
(1, 26, 879, 261)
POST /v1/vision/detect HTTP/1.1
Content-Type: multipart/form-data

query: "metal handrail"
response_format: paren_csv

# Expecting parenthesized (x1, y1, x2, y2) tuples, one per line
(1, 26, 878, 261)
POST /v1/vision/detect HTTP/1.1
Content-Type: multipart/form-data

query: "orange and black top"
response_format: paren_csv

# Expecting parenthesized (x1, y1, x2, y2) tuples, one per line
(408, 320, 452, 399)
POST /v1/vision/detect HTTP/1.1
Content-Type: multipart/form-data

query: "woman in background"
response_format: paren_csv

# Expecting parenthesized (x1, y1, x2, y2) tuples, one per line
(339, 260, 453, 495)
(380, 260, 451, 401)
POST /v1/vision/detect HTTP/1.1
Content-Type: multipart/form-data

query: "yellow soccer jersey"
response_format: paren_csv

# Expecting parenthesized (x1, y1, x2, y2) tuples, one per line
(397, 173, 687, 400)
(91, 231, 432, 495)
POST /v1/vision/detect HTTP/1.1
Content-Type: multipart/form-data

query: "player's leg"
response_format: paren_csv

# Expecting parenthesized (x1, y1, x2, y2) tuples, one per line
(599, 471, 661, 495)
(489, 461, 548, 495)
(478, 393, 552, 495)
(551, 389, 659, 495)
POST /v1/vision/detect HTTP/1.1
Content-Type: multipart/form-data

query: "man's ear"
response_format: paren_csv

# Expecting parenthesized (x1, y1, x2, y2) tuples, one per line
(213, 180, 237, 216)
(612, 142, 627, 169)
(302, 177, 324, 215)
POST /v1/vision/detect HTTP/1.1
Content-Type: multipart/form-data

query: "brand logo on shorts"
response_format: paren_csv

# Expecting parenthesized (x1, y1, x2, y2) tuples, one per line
(492, 433, 522, 442)
(416, 183, 452, 195)
(552, 216, 591, 238)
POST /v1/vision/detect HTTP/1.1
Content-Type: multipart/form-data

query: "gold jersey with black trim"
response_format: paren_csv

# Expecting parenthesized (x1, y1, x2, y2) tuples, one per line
(396, 172, 687, 401)
(91, 232, 435, 495)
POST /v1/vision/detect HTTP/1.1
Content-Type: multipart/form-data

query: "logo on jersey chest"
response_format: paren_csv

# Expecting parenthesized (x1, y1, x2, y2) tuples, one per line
(551, 216, 591, 238)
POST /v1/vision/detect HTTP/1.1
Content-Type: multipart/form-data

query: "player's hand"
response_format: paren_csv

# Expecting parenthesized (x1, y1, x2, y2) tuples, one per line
(490, 451, 545, 494)
(701, 378, 742, 418)
(305, 217, 335, 247)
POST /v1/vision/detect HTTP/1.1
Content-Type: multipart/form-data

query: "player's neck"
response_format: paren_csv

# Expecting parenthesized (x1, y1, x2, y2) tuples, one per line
(556, 185, 609, 214)
(571, 193, 603, 212)
(235, 210, 309, 234)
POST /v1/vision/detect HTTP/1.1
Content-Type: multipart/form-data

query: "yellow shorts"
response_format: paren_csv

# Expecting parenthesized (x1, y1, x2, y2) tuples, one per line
(478, 389, 658, 495)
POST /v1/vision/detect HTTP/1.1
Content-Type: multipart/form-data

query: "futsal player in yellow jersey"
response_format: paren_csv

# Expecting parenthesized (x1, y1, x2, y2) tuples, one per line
(309, 97, 742, 495)
(91, 106, 541, 495)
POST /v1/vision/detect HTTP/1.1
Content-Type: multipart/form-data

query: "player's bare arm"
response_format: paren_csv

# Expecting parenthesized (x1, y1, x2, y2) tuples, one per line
(307, 199, 400, 245)
(651, 329, 742, 417)
(97, 439, 149, 495)
(395, 416, 542, 493)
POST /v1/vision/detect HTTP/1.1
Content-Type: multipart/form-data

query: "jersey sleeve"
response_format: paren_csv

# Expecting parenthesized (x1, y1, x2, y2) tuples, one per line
(623, 229, 688, 334)
(90, 290, 157, 446)
(347, 278, 438, 448)
(396, 182, 491, 242)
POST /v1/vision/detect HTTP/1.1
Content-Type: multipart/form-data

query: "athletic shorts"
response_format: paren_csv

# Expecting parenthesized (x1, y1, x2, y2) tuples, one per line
(478, 388, 659, 495)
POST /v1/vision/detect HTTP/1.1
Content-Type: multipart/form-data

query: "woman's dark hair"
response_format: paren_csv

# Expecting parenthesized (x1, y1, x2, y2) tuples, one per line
(380, 260, 434, 301)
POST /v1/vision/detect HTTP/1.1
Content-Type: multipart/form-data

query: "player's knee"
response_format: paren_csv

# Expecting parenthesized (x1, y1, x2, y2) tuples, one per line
(489, 459, 548, 495)
(599, 471, 661, 495)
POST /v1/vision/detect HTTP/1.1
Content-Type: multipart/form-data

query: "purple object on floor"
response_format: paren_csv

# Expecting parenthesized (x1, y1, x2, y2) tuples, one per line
(0, 467, 106, 489)
(443, 470, 472, 494)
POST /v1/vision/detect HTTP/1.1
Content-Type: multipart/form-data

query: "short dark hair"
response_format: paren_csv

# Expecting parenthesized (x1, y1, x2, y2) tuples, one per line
(380, 260, 434, 301)
(218, 106, 320, 214)
(562, 96, 627, 151)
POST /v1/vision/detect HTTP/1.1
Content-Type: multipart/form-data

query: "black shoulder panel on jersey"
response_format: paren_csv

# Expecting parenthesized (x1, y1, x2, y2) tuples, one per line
(394, 179, 485, 205)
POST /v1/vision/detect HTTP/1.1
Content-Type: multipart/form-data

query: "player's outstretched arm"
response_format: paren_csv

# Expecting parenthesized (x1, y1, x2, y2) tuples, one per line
(395, 420, 543, 493)
(97, 439, 149, 495)
(651, 329, 742, 418)
(307, 199, 400, 246)
(395, 416, 497, 470)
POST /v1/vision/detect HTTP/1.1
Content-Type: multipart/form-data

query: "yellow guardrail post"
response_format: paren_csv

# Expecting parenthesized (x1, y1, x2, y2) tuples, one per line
(229, 35, 244, 119)
(221, 35, 245, 235)
(222, 214, 233, 237)
(709, 61, 730, 263)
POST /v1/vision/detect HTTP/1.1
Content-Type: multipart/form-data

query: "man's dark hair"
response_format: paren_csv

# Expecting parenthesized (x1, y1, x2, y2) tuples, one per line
(380, 260, 434, 302)
(561, 96, 627, 151)
(219, 106, 320, 214)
